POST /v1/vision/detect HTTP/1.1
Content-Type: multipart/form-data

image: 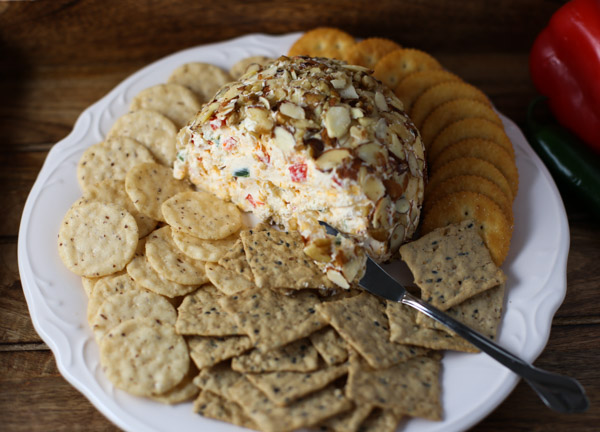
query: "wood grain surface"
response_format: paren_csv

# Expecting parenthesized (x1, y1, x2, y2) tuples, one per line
(1, 0, 598, 431)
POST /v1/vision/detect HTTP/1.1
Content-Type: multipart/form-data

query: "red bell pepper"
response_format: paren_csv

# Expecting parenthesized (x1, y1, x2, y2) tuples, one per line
(529, 0, 600, 154)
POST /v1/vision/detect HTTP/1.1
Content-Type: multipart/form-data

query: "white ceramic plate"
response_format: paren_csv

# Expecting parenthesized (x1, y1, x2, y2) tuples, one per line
(18, 33, 569, 432)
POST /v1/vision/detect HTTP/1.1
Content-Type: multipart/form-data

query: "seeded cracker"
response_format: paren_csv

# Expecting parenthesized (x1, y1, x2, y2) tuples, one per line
(77, 137, 155, 192)
(99, 318, 188, 397)
(356, 408, 405, 432)
(129, 83, 201, 129)
(162, 190, 242, 240)
(229, 55, 273, 80)
(246, 363, 348, 406)
(231, 339, 319, 373)
(205, 262, 255, 295)
(150, 367, 199, 404)
(316, 292, 428, 369)
(187, 335, 253, 369)
(320, 402, 374, 432)
(145, 226, 209, 285)
(240, 229, 334, 290)
(309, 326, 349, 365)
(347, 352, 442, 421)
(57, 201, 138, 277)
(176, 285, 245, 336)
(172, 229, 239, 261)
(168, 62, 233, 104)
(86, 272, 136, 323)
(219, 287, 326, 351)
(193, 390, 258, 430)
(125, 162, 191, 222)
(230, 378, 352, 432)
(385, 301, 477, 352)
(217, 239, 255, 282)
(194, 363, 244, 400)
(400, 220, 505, 309)
(126, 254, 197, 298)
(108, 109, 178, 166)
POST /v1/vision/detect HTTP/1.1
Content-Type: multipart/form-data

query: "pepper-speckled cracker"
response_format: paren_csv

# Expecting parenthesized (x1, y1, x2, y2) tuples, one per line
(231, 339, 319, 373)
(126, 254, 197, 298)
(107, 109, 178, 166)
(246, 363, 348, 406)
(400, 219, 506, 309)
(422, 193, 513, 266)
(129, 83, 201, 129)
(176, 285, 245, 336)
(288, 27, 356, 60)
(316, 292, 428, 369)
(240, 229, 334, 290)
(309, 326, 349, 366)
(373, 49, 442, 89)
(162, 190, 242, 240)
(172, 229, 239, 262)
(217, 239, 255, 282)
(205, 262, 255, 295)
(57, 201, 138, 277)
(150, 366, 199, 405)
(145, 226, 209, 285)
(229, 55, 273, 80)
(356, 407, 405, 432)
(347, 352, 442, 421)
(219, 286, 326, 351)
(193, 362, 244, 400)
(343, 38, 402, 69)
(168, 62, 233, 104)
(394, 69, 459, 113)
(187, 335, 253, 369)
(193, 390, 258, 430)
(99, 318, 189, 397)
(230, 378, 352, 432)
(319, 401, 374, 432)
(77, 137, 156, 192)
(86, 272, 136, 323)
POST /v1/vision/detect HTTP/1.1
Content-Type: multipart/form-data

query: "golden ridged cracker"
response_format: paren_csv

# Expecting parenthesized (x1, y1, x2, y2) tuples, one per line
(107, 109, 178, 166)
(343, 38, 401, 69)
(430, 117, 515, 161)
(77, 137, 155, 192)
(99, 318, 188, 397)
(422, 192, 513, 265)
(431, 138, 519, 198)
(126, 254, 197, 298)
(172, 230, 239, 261)
(288, 27, 356, 60)
(373, 48, 442, 89)
(193, 390, 258, 430)
(427, 156, 513, 203)
(57, 201, 138, 277)
(187, 335, 253, 369)
(420, 99, 503, 148)
(145, 226, 209, 285)
(129, 83, 201, 129)
(229, 55, 273, 79)
(231, 339, 319, 373)
(162, 190, 242, 240)
(410, 81, 491, 129)
(168, 62, 232, 104)
(394, 69, 459, 112)
(125, 162, 191, 222)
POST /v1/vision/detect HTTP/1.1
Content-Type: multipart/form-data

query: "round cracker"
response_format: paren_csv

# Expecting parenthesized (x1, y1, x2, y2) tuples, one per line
(426, 156, 513, 203)
(161, 190, 242, 240)
(410, 81, 491, 129)
(421, 191, 512, 266)
(168, 62, 232, 104)
(86, 272, 137, 323)
(373, 48, 442, 89)
(80, 179, 157, 238)
(288, 27, 356, 60)
(423, 174, 513, 224)
(150, 367, 199, 404)
(172, 230, 239, 262)
(343, 37, 401, 68)
(429, 117, 515, 162)
(108, 109, 178, 166)
(99, 318, 189, 397)
(145, 226, 209, 285)
(126, 254, 197, 298)
(229, 56, 273, 80)
(57, 202, 138, 277)
(77, 137, 155, 192)
(431, 138, 519, 198)
(125, 162, 191, 222)
(394, 69, 460, 113)
(419, 99, 503, 149)
(129, 83, 202, 129)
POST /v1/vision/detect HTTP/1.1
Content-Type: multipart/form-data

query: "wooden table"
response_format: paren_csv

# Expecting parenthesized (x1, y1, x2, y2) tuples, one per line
(1, 0, 598, 430)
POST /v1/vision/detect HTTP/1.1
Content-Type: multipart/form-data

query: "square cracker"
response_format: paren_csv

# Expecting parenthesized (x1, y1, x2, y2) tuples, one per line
(187, 335, 253, 369)
(386, 301, 477, 353)
(230, 378, 352, 432)
(246, 362, 348, 406)
(309, 327, 349, 366)
(219, 287, 326, 351)
(218, 239, 255, 282)
(347, 352, 442, 421)
(399, 220, 506, 310)
(205, 262, 255, 296)
(319, 402, 373, 432)
(193, 363, 244, 400)
(240, 229, 334, 290)
(176, 285, 245, 336)
(193, 390, 258, 430)
(232, 338, 319, 373)
(316, 292, 428, 369)
(356, 407, 405, 432)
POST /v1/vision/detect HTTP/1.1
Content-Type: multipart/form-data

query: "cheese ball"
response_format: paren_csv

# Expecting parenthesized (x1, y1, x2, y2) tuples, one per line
(174, 56, 425, 262)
